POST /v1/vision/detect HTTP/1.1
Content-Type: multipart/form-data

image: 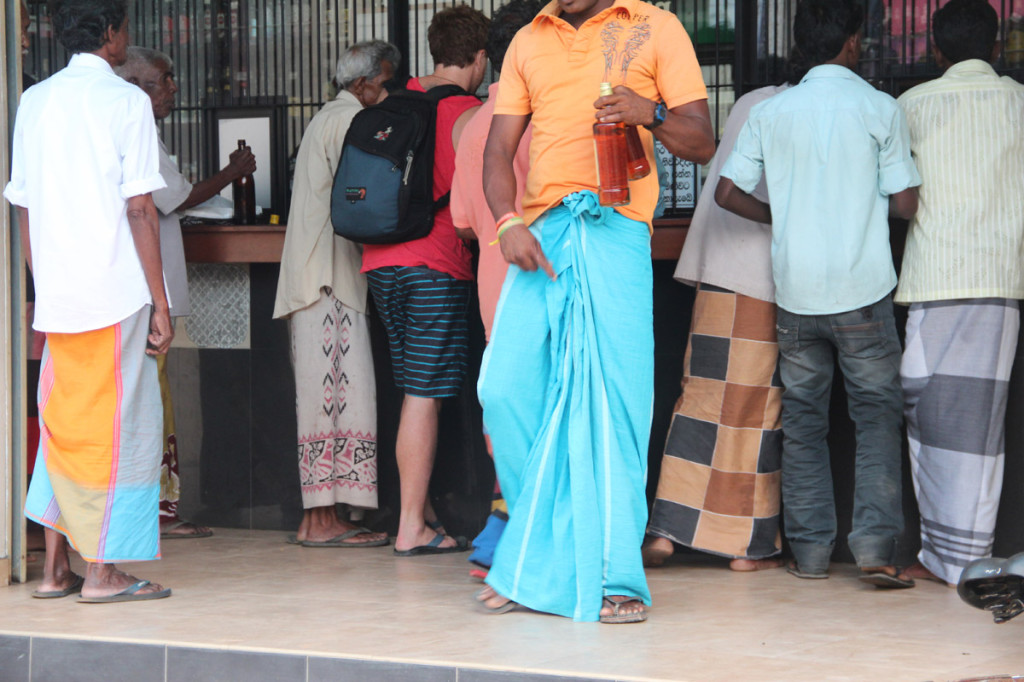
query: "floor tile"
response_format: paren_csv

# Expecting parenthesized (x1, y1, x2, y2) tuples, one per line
(2, 529, 1020, 682)
(167, 646, 306, 682)
(0, 634, 30, 682)
(30, 638, 164, 682)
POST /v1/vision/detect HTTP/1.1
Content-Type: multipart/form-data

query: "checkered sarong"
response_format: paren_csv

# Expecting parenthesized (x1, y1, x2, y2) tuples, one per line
(648, 284, 783, 559)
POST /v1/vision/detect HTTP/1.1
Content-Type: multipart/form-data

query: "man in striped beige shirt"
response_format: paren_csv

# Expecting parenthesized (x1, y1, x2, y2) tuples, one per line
(896, 0, 1024, 586)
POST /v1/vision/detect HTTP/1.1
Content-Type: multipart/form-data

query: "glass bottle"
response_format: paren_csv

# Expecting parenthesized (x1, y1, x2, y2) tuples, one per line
(232, 139, 256, 224)
(624, 126, 650, 180)
(593, 82, 630, 207)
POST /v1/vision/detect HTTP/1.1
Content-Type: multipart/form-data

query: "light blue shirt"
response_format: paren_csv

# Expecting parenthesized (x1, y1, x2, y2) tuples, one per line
(721, 64, 921, 315)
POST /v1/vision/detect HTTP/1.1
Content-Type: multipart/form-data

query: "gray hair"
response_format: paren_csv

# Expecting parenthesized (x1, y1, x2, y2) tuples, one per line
(114, 45, 172, 80)
(335, 40, 401, 89)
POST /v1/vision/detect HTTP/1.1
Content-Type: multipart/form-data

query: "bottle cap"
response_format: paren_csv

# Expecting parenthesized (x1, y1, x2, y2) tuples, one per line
(599, 82, 613, 97)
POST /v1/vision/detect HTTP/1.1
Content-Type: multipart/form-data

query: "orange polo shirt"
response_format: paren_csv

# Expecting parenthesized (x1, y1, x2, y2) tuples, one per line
(495, 0, 707, 226)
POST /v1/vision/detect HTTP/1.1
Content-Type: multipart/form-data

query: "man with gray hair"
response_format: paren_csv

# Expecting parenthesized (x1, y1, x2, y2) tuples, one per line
(273, 40, 399, 547)
(116, 45, 256, 540)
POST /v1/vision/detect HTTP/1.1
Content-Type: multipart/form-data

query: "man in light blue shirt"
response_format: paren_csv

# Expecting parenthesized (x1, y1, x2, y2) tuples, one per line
(716, 0, 920, 588)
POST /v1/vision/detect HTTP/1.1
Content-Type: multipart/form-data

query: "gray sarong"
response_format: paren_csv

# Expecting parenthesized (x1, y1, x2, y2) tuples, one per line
(901, 298, 1019, 584)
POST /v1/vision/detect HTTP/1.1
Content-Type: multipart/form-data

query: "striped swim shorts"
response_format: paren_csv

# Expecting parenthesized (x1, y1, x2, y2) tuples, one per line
(366, 266, 472, 399)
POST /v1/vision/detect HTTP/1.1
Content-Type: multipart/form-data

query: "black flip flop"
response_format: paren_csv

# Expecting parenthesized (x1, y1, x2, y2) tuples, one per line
(301, 527, 390, 548)
(78, 580, 172, 603)
(32, 573, 84, 599)
(393, 533, 468, 556)
(859, 571, 915, 589)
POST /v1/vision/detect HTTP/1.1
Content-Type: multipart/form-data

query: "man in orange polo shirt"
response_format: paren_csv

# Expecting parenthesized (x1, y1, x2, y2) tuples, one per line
(476, 0, 714, 623)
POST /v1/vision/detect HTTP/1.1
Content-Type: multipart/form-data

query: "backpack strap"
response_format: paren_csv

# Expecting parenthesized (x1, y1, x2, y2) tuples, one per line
(423, 84, 470, 213)
(423, 83, 471, 102)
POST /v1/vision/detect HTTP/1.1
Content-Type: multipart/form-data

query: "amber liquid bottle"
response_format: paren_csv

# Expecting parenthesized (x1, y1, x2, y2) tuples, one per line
(593, 82, 630, 207)
(624, 126, 651, 180)
(232, 139, 256, 224)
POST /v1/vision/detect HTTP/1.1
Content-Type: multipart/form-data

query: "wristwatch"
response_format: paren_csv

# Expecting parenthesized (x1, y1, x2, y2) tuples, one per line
(644, 100, 667, 130)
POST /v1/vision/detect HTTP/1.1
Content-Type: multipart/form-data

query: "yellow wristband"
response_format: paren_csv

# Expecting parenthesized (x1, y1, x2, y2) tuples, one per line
(489, 217, 525, 245)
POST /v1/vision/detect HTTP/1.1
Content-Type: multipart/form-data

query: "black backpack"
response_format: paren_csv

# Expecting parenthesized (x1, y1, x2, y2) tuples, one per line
(330, 84, 468, 244)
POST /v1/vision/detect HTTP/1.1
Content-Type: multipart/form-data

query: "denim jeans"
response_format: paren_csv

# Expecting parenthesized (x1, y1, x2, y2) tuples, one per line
(776, 295, 904, 573)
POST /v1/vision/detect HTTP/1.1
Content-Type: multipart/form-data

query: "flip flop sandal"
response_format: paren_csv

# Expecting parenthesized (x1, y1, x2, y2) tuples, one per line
(78, 580, 172, 603)
(285, 534, 301, 545)
(599, 596, 647, 624)
(474, 588, 517, 614)
(859, 570, 915, 589)
(393, 533, 468, 557)
(786, 562, 829, 580)
(300, 527, 390, 548)
(32, 573, 85, 599)
(160, 520, 213, 539)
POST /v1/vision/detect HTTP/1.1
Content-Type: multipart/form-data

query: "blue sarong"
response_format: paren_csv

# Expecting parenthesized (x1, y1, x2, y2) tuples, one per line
(478, 191, 654, 622)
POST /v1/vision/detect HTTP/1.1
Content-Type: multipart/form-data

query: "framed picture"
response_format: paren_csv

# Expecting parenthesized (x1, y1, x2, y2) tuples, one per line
(203, 99, 288, 219)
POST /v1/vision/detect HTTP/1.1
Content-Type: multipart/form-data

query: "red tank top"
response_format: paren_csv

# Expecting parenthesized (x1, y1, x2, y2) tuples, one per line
(361, 77, 481, 281)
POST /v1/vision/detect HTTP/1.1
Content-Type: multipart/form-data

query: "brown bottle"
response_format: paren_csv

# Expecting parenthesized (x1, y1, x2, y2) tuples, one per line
(232, 139, 256, 224)
(593, 82, 630, 207)
(624, 126, 651, 180)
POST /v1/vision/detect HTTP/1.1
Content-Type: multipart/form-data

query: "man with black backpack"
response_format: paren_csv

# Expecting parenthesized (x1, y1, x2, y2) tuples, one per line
(359, 6, 489, 556)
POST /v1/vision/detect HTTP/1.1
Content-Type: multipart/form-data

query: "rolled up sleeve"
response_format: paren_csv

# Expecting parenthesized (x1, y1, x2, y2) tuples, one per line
(4, 106, 29, 207)
(119, 94, 167, 199)
(877, 107, 921, 196)
(720, 119, 764, 194)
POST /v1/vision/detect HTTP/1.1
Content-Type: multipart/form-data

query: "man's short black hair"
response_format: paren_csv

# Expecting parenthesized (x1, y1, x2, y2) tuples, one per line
(50, 0, 127, 54)
(793, 0, 864, 66)
(485, 0, 543, 75)
(933, 0, 998, 64)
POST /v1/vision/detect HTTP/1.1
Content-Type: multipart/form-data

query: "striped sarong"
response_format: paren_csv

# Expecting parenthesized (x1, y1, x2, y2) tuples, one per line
(290, 288, 378, 509)
(366, 266, 471, 399)
(648, 284, 783, 559)
(902, 298, 1019, 584)
(25, 305, 163, 562)
(479, 191, 653, 622)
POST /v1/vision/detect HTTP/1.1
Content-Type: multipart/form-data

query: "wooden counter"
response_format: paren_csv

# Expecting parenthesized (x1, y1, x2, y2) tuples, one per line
(182, 218, 690, 263)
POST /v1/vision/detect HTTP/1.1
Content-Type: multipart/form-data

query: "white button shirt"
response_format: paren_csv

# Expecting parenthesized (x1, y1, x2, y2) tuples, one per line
(4, 53, 166, 333)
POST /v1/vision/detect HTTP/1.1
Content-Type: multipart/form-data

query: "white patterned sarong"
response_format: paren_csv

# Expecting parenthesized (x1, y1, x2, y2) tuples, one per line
(290, 288, 378, 509)
(901, 298, 1019, 584)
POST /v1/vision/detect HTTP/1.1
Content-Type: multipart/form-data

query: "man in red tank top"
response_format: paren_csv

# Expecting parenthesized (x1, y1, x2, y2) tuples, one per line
(361, 5, 489, 556)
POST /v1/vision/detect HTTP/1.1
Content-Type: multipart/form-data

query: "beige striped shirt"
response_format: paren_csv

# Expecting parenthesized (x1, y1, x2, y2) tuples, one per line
(895, 60, 1024, 304)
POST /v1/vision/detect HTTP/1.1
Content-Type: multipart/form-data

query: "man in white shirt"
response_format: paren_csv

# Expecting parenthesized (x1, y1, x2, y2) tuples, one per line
(272, 41, 397, 548)
(115, 46, 256, 540)
(5, 0, 173, 602)
(896, 0, 1024, 585)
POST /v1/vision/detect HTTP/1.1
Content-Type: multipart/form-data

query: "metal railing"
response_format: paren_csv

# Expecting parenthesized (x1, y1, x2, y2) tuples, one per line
(20, 0, 1024, 213)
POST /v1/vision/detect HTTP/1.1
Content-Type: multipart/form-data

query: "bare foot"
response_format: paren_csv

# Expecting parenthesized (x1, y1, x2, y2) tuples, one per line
(903, 562, 949, 586)
(36, 568, 81, 595)
(160, 519, 213, 538)
(301, 506, 387, 545)
(730, 558, 784, 572)
(475, 584, 515, 612)
(859, 565, 915, 589)
(642, 536, 673, 567)
(395, 522, 459, 552)
(80, 564, 168, 600)
(600, 595, 647, 623)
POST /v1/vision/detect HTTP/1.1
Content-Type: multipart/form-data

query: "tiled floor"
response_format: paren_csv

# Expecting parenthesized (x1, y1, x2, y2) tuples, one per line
(1, 528, 1022, 682)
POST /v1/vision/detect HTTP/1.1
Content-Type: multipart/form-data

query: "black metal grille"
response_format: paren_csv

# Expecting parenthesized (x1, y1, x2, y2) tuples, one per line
(20, 0, 1024, 209)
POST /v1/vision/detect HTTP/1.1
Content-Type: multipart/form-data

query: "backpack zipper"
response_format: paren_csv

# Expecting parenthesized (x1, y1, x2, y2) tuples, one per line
(402, 150, 414, 185)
